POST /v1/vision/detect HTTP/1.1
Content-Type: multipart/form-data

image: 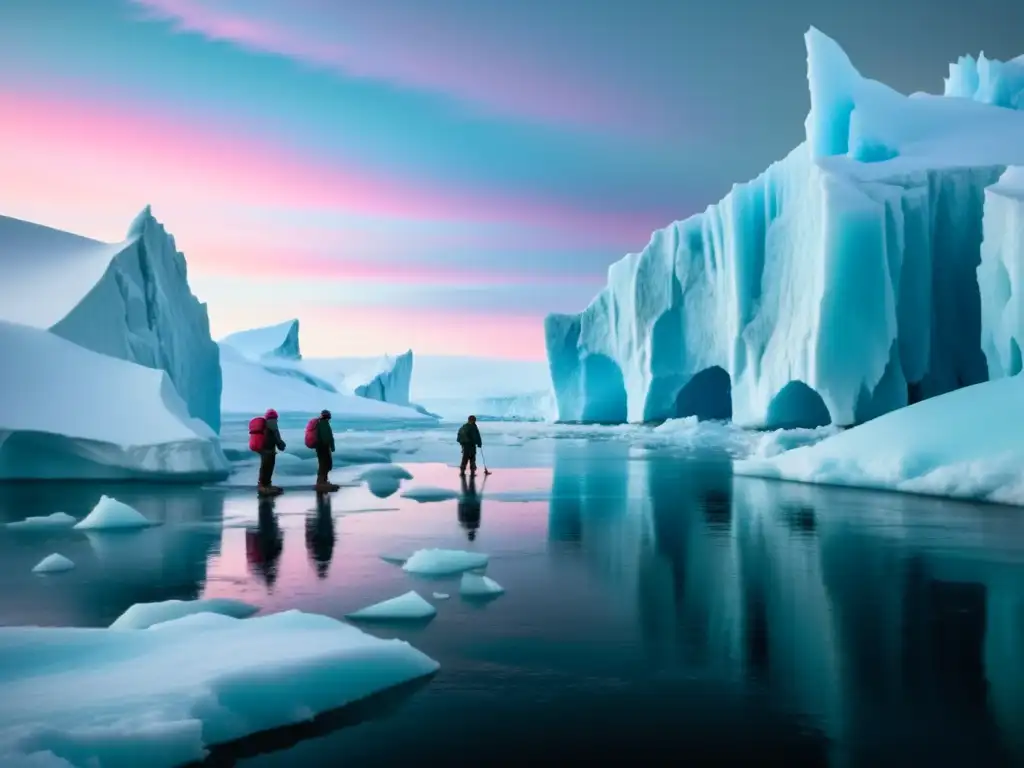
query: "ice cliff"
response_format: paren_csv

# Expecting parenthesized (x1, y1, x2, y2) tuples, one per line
(0, 206, 222, 432)
(546, 28, 1024, 427)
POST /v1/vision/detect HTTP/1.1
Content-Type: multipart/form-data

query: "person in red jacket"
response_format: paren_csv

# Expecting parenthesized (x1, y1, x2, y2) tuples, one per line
(257, 408, 286, 494)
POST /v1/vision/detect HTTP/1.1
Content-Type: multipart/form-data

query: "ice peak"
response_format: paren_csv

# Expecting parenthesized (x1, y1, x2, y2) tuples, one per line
(803, 27, 862, 158)
(127, 204, 155, 240)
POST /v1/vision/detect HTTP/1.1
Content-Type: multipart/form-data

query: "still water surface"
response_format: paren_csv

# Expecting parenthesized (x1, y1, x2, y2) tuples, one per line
(1, 439, 1022, 766)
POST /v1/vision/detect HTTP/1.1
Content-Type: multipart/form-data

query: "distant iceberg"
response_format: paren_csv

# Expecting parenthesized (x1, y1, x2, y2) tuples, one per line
(545, 28, 1024, 429)
(0, 206, 222, 432)
(220, 318, 302, 361)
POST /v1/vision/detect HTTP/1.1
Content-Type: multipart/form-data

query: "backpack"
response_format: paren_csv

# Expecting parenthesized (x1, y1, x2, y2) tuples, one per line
(248, 416, 267, 453)
(304, 417, 320, 449)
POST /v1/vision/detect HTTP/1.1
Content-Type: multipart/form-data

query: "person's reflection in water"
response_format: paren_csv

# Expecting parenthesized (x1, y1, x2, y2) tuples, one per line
(245, 496, 284, 590)
(306, 492, 336, 579)
(457, 473, 484, 541)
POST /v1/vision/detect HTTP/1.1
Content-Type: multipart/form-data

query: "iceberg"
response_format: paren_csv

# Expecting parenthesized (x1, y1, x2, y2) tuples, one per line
(0, 207, 222, 431)
(734, 373, 1024, 506)
(545, 28, 1024, 428)
(220, 318, 302, 361)
(978, 168, 1024, 379)
(31, 553, 75, 574)
(219, 344, 435, 424)
(345, 591, 437, 621)
(109, 598, 260, 629)
(0, 322, 229, 481)
(412, 355, 555, 421)
(300, 351, 415, 405)
(0, 610, 438, 767)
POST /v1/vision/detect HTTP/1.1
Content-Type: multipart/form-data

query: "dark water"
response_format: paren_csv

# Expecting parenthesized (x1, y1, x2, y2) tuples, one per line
(1, 439, 1023, 766)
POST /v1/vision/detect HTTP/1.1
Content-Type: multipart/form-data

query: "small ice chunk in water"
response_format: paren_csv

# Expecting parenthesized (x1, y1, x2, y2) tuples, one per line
(401, 486, 460, 503)
(379, 553, 409, 565)
(73, 496, 153, 530)
(31, 553, 75, 574)
(360, 464, 413, 498)
(110, 598, 260, 630)
(346, 591, 437, 621)
(460, 573, 505, 597)
(6, 512, 77, 530)
(432, 593, 450, 600)
(402, 548, 489, 576)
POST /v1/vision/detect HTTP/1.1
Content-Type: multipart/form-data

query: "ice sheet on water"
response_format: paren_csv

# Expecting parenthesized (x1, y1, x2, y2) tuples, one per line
(73, 496, 153, 531)
(0, 610, 438, 767)
(345, 591, 437, 621)
(6, 512, 77, 530)
(31, 553, 74, 574)
(400, 486, 460, 503)
(110, 598, 260, 630)
(402, 548, 489, 576)
(432, 593, 450, 600)
(735, 374, 1024, 505)
(459, 573, 504, 598)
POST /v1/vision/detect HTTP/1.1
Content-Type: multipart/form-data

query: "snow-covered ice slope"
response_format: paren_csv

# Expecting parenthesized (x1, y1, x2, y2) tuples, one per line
(0, 207, 222, 432)
(0, 609, 438, 768)
(0, 320, 229, 480)
(546, 28, 1024, 428)
(220, 345, 434, 423)
(734, 373, 1024, 506)
(411, 355, 555, 420)
(220, 318, 302, 361)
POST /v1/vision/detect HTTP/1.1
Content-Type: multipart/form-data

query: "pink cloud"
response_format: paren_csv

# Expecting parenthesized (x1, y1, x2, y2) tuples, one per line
(0, 89, 663, 245)
(127, 0, 670, 136)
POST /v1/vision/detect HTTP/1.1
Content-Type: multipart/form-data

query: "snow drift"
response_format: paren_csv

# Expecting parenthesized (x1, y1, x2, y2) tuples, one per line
(0, 206, 222, 431)
(545, 28, 1024, 428)
(0, 320, 229, 480)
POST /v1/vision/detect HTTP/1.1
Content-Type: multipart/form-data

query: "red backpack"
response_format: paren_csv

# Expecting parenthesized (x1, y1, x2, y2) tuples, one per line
(304, 417, 319, 449)
(248, 416, 267, 453)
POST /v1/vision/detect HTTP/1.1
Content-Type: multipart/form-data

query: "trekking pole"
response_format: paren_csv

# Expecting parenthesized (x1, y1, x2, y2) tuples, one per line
(480, 447, 492, 475)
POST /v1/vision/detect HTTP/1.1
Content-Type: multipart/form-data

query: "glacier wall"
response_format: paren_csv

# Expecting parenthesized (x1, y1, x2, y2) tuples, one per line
(546, 28, 1024, 427)
(48, 207, 222, 432)
(978, 168, 1024, 379)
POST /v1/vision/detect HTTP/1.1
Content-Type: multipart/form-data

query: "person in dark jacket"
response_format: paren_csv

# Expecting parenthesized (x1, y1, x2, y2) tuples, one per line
(457, 415, 482, 475)
(314, 409, 337, 489)
(258, 408, 287, 494)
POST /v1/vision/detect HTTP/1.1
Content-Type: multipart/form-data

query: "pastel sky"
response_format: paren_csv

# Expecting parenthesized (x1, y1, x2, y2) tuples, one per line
(1, 0, 1021, 358)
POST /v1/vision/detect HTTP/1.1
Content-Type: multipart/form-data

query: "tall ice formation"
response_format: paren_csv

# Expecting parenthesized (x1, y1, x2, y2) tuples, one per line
(546, 28, 1024, 427)
(0, 206, 222, 432)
